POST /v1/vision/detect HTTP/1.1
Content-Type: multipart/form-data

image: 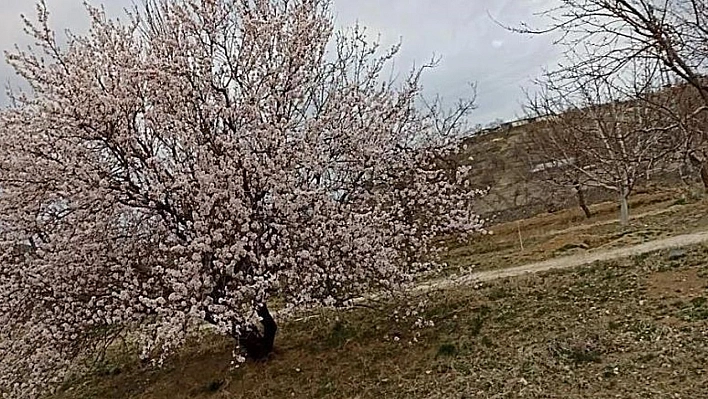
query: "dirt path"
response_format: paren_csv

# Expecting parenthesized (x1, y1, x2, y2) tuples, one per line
(414, 230, 708, 293)
(276, 229, 708, 323)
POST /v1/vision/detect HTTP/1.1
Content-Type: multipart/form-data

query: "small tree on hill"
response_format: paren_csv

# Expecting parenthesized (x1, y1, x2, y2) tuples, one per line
(525, 61, 679, 226)
(0, 1, 483, 397)
(523, 133, 594, 219)
(519, 0, 708, 187)
(645, 82, 708, 188)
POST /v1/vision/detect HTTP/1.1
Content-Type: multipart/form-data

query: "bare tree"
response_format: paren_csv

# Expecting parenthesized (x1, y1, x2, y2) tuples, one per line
(518, 0, 708, 187)
(525, 62, 680, 226)
(642, 81, 708, 187)
(526, 0, 707, 96)
(524, 134, 594, 219)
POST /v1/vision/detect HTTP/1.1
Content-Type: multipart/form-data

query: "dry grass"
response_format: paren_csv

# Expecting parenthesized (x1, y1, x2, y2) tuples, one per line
(443, 189, 708, 273)
(53, 239, 708, 399)
(47, 187, 708, 399)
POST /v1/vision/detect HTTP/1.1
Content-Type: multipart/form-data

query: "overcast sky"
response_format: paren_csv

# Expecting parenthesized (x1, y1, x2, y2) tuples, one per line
(0, 0, 562, 125)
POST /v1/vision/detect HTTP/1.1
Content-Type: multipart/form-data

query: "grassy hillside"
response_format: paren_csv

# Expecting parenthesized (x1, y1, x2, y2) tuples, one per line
(444, 189, 707, 273)
(54, 243, 708, 399)
(53, 195, 708, 399)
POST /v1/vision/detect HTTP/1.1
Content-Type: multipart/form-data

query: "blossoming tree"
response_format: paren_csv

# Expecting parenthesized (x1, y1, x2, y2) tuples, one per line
(0, 0, 483, 396)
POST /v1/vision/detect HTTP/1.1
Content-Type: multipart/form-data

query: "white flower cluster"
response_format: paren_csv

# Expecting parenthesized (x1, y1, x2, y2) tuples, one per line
(0, 0, 484, 397)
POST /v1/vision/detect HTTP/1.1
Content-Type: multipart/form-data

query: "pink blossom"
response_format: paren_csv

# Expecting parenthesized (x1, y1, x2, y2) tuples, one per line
(0, 1, 483, 397)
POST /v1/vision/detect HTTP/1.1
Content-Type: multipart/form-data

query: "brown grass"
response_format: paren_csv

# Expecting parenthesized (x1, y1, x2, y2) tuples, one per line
(53, 240, 708, 399)
(47, 187, 708, 399)
(442, 189, 708, 274)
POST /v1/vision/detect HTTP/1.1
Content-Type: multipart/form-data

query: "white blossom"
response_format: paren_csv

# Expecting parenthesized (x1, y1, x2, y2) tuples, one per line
(0, 0, 484, 397)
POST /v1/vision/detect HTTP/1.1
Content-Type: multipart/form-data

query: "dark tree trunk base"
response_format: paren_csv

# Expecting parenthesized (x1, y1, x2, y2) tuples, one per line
(687, 151, 708, 190)
(573, 181, 592, 219)
(237, 305, 277, 361)
(700, 162, 708, 190)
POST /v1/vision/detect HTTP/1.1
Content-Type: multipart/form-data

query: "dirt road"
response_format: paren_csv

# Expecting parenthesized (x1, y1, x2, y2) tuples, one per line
(414, 230, 708, 293)
(276, 229, 708, 323)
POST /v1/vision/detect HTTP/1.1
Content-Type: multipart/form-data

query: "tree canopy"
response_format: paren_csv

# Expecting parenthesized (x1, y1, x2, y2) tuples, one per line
(0, 1, 482, 397)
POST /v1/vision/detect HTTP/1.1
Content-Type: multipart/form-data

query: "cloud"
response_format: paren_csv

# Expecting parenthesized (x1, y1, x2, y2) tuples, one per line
(329, 0, 563, 124)
(0, 0, 563, 125)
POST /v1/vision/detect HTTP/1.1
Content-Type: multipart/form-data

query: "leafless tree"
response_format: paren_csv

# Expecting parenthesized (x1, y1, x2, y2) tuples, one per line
(525, 62, 680, 226)
(524, 131, 595, 219)
(517, 0, 708, 187)
(526, 0, 707, 96)
(642, 81, 708, 187)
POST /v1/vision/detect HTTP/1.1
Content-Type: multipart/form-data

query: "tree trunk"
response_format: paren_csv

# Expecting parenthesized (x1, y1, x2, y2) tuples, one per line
(688, 150, 708, 190)
(619, 192, 629, 227)
(700, 161, 708, 190)
(573, 181, 592, 219)
(237, 304, 278, 361)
